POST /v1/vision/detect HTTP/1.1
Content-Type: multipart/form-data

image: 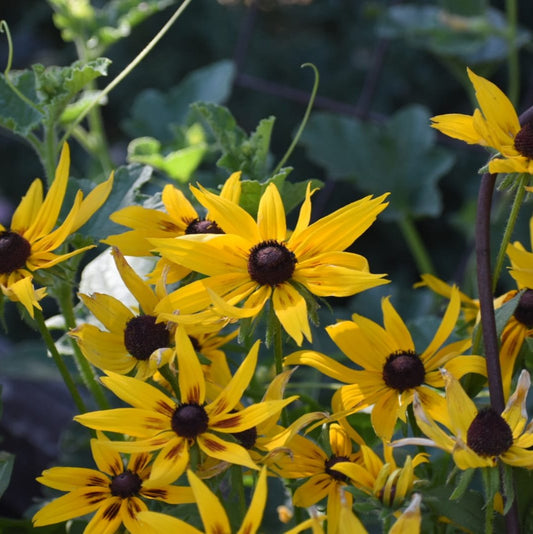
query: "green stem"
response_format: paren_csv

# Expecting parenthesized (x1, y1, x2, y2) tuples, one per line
(230, 466, 246, 530)
(158, 364, 180, 399)
(60, 0, 194, 148)
(273, 63, 319, 175)
(56, 285, 110, 410)
(492, 174, 527, 293)
(34, 309, 87, 413)
(506, 0, 519, 107)
(398, 214, 435, 275)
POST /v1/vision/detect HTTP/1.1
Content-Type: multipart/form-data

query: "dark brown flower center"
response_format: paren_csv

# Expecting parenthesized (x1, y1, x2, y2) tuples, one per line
(247, 240, 296, 286)
(513, 289, 533, 328)
(123, 315, 170, 361)
(171, 402, 209, 439)
(514, 121, 533, 159)
(232, 426, 258, 449)
(185, 218, 224, 235)
(382, 350, 425, 392)
(109, 469, 142, 498)
(324, 455, 351, 482)
(466, 407, 513, 457)
(0, 231, 31, 274)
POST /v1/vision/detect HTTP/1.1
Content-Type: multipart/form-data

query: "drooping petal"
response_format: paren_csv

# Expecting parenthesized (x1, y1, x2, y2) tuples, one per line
(389, 493, 422, 534)
(371, 389, 401, 441)
(272, 283, 311, 345)
(502, 369, 531, 438)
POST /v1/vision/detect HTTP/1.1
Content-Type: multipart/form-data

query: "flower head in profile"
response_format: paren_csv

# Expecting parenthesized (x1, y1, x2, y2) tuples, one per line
(103, 171, 241, 283)
(431, 67, 533, 175)
(285, 287, 486, 441)
(32, 434, 193, 534)
(0, 143, 113, 316)
(152, 182, 389, 345)
(394, 369, 533, 470)
(137, 467, 267, 534)
(74, 330, 297, 485)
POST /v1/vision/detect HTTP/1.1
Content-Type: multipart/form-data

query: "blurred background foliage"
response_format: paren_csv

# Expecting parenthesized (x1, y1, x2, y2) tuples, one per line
(1, 0, 533, 525)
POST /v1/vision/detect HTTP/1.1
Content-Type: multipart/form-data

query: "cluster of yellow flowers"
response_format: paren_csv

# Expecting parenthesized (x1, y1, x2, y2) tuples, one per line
(4, 68, 533, 533)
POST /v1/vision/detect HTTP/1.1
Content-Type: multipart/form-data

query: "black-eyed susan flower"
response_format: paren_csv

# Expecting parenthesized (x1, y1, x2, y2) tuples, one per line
(389, 493, 422, 534)
(74, 330, 297, 484)
(136, 466, 267, 534)
(394, 369, 533, 470)
(32, 433, 194, 534)
(151, 182, 389, 345)
(285, 287, 486, 441)
(333, 441, 427, 510)
(272, 422, 369, 534)
(103, 172, 241, 283)
(417, 272, 532, 399)
(430, 67, 533, 175)
(0, 143, 113, 316)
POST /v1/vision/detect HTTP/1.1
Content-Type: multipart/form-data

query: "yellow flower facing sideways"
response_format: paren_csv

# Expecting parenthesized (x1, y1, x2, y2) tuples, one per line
(103, 171, 241, 284)
(32, 433, 194, 534)
(394, 369, 533, 470)
(431, 67, 533, 175)
(74, 331, 298, 485)
(0, 143, 113, 316)
(152, 182, 390, 345)
(285, 287, 486, 441)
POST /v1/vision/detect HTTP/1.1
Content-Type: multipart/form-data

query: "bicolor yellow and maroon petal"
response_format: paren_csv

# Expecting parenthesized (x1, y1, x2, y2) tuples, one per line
(37, 466, 109, 492)
(90, 437, 124, 476)
(292, 474, 332, 507)
(148, 437, 189, 485)
(197, 432, 258, 470)
(176, 325, 205, 404)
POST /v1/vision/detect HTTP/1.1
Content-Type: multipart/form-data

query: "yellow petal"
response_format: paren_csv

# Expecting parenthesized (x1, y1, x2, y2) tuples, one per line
(78, 292, 133, 332)
(290, 182, 316, 242)
(11, 178, 43, 235)
(162, 183, 198, 223)
(502, 369, 531, 438)
(389, 493, 422, 534)
(371, 389, 401, 442)
(292, 474, 332, 507)
(1, 275, 42, 317)
(37, 466, 109, 491)
(430, 113, 482, 144)
(71, 172, 114, 232)
(237, 467, 267, 534)
(272, 283, 311, 345)
(382, 296, 414, 351)
(442, 369, 477, 440)
(197, 432, 258, 470)
(90, 437, 124, 476)
(149, 437, 189, 485)
(467, 67, 520, 146)
(176, 324, 205, 404)
(191, 183, 261, 241)
(219, 170, 242, 203)
(257, 183, 287, 241)
(284, 350, 360, 384)
(137, 511, 202, 534)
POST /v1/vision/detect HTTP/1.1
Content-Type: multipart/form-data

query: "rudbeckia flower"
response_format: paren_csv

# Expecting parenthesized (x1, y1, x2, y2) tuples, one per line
(0, 143, 113, 316)
(389, 493, 422, 534)
(136, 467, 267, 534)
(417, 272, 532, 399)
(394, 369, 533, 470)
(32, 433, 194, 534)
(74, 331, 297, 485)
(285, 287, 486, 441)
(431, 67, 533, 175)
(103, 171, 241, 283)
(272, 422, 368, 534)
(152, 182, 389, 345)
(70, 247, 220, 381)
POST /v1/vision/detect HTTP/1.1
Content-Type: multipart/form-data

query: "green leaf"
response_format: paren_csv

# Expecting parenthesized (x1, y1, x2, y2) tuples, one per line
(495, 290, 522, 338)
(450, 468, 475, 500)
(0, 451, 14, 499)
(78, 163, 155, 241)
(0, 70, 43, 135)
(299, 105, 455, 220)
(123, 60, 235, 142)
(34, 58, 111, 124)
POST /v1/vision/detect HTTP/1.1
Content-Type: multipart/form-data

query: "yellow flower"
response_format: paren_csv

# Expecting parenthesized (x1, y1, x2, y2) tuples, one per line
(417, 272, 531, 399)
(0, 143, 113, 316)
(74, 332, 297, 484)
(103, 171, 241, 283)
(285, 287, 486, 441)
(272, 423, 369, 534)
(394, 369, 533, 470)
(136, 467, 267, 534)
(389, 493, 422, 534)
(152, 182, 389, 345)
(431, 67, 533, 175)
(32, 434, 193, 534)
